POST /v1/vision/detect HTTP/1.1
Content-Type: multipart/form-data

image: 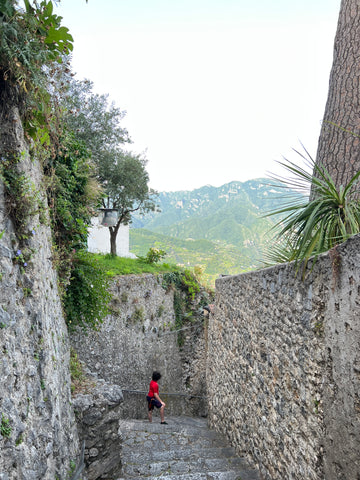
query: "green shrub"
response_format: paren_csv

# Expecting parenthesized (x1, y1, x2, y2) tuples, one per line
(142, 247, 167, 264)
(0, 0, 73, 144)
(162, 269, 200, 299)
(182, 269, 201, 300)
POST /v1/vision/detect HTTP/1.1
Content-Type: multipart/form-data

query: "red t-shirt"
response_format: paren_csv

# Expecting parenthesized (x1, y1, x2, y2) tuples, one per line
(148, 380, 159, 398)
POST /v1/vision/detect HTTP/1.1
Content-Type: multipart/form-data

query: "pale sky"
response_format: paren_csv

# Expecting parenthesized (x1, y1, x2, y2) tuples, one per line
(56, 0, 341, 192)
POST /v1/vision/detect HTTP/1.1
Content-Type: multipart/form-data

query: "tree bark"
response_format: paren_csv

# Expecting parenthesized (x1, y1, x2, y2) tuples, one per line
(109, 223, 121, 256)
(314, 0, 360, 193)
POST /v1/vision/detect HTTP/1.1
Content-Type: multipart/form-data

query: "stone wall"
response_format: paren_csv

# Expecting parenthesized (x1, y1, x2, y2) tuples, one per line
(207, 235, 360, 480)
(71, 274, 208, 419)
(73, 378, 124, 480)
(0, 94, 79, 479)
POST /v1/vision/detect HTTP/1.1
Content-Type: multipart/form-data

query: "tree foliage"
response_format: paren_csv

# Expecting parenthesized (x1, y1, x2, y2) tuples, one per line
(102, 150, 158, 255)
(63, 79, 131, 165)
(45, 133, 101, 289)
(0, 0, 74, 146)
(102, 151, 157, 220)
(61, 77, 158, 255)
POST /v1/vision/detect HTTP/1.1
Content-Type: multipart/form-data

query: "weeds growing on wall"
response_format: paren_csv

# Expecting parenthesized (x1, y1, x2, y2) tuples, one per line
(69, 347, 95, 395)
(0, 414, 12, 438)
(0, 154, 44, 275)
(0, 154, 44, 237)
(162, 270, 211, 346)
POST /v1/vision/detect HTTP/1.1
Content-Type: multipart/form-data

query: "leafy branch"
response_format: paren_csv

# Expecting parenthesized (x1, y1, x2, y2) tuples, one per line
(0, 0, 74, 146)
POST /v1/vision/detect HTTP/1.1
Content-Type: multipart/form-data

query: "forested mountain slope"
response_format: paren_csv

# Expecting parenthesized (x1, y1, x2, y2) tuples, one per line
(130, 179, 304, 286)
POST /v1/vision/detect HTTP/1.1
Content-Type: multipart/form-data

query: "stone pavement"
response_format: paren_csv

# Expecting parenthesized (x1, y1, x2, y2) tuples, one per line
(117, 416, 261, 480)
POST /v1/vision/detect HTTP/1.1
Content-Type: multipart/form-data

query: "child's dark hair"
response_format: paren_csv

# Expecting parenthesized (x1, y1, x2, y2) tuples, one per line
(152, 371, 161, 381)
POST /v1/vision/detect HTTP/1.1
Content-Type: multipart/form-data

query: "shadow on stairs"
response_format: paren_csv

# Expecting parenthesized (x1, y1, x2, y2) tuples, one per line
(117, 416, 261, 480)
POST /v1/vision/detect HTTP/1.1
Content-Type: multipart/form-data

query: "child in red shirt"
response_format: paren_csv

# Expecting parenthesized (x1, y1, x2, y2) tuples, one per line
(146, 371, 167, 424)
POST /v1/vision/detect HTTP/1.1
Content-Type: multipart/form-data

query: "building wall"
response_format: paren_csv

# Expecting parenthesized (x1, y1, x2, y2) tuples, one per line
(208, 235, 360, 480)
(88, 216, 134, 257)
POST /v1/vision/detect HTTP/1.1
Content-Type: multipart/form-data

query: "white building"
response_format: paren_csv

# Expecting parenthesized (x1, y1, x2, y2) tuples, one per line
(87, 216, 136, 257)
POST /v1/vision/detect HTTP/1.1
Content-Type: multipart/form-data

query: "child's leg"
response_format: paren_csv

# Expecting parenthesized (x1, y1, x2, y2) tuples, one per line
(148, 409, 152, 422)
(160, 405, 165, 422)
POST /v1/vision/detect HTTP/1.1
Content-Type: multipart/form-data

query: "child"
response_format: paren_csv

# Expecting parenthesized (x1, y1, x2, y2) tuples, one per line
(146, 371, 167, 424)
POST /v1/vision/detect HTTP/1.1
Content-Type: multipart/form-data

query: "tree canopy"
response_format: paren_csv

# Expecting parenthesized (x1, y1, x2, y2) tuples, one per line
(101, 150, 158, 255)
(61, 77, 158, 255)
(63, 78, 131, 166)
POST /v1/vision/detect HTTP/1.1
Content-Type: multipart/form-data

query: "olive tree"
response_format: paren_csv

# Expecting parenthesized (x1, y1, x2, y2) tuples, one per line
(100, 151, 158, 255)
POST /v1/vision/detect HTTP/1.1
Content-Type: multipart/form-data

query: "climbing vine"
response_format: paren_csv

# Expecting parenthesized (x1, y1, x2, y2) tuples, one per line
(63, 250, 112, 332)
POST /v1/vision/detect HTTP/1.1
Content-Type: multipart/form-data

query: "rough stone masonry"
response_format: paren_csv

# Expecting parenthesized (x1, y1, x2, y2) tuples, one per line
(0, 87, 79, 479)
(71, 274, 208, 420)
(208, 234, 360, 480)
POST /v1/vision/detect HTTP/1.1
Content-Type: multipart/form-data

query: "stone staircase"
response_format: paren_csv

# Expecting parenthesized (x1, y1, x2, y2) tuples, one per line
(117, 416, 261, 480)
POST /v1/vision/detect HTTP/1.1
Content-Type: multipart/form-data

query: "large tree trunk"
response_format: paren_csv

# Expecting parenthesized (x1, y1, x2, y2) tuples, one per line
(314, 0, 360, 192)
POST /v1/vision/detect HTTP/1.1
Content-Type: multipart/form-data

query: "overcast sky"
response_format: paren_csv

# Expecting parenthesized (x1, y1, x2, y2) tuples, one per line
(56, 0, 341, 192)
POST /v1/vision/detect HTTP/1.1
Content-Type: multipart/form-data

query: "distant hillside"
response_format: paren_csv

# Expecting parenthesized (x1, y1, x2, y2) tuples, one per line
(130, 229, 259, 287)
(132, 179, 290, 230)
(130, 179, 304, 286)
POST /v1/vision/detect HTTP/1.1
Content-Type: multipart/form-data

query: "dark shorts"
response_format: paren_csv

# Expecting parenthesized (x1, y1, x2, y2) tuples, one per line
(146, 396, 162, 411)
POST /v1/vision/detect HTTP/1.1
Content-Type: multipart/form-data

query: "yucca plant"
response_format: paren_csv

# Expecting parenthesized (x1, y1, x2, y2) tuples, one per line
(263, 147, 360, 274)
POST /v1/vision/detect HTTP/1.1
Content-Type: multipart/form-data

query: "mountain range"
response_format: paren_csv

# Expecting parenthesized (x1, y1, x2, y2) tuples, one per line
(130, 179, 303, 286)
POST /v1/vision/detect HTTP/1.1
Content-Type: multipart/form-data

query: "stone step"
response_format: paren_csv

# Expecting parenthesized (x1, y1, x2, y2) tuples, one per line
(119, 418, 233, 450)
(121, 445, 238, 463)
(118, 416, 261, 480)
(122, 456, 249, 477)
(118, 471, 260, 480)
(119, 418, 218, 437)
(121, 432, 228, 451)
